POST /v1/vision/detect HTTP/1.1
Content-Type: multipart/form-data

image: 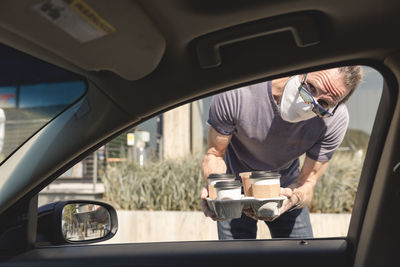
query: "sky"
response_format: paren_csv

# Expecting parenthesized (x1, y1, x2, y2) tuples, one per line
(345, 66, 383, 134)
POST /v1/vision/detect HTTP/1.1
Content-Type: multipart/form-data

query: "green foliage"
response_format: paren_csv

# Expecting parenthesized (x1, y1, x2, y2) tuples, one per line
(102, 155, 204, 211)
(63, 204, 77, 224)
(103, 151, 364, 213)
(340, 129, 370, 153)
(309, 152, 363, 213)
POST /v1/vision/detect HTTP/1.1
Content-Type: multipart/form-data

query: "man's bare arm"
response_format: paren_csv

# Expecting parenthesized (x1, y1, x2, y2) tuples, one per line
(286, 156, 329, 210)
(200, 126, 232, 219)
(201, 126, 232, 182)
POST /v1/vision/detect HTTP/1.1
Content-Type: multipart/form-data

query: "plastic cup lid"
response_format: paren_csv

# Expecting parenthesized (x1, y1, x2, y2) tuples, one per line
(214, 180, 242, 189)
(250, 171, 281, 179)
(208, 173, 236, 180)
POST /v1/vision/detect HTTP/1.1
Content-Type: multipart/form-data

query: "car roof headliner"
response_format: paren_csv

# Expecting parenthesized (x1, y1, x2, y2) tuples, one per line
(1, 2, 400, 265)
(0, 0, 398, 118)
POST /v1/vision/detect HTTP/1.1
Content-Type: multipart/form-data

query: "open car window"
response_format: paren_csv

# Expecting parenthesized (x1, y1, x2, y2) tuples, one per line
(39, 65, 383, 243)
(0, 43, 86, 163)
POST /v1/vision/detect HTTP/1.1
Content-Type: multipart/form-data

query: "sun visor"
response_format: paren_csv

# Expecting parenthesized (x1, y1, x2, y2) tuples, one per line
(0, 0, 166, 80)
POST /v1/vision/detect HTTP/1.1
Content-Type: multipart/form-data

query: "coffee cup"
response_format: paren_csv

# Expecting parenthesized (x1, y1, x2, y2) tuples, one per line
(239, 172, 252, 196)
(207, 173, 236, 200)
(250, 171, 280, 199)
(214, 180, 242, 200)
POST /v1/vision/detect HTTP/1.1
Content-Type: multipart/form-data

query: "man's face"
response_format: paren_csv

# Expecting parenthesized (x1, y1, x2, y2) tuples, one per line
(303, 69, 348, 109)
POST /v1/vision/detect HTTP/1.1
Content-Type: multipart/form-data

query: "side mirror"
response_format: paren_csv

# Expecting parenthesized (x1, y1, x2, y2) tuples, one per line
(37, 200, 118, 245)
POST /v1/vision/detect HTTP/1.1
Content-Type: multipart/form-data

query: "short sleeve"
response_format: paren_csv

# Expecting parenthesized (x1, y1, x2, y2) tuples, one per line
(207, 89, 240, 135)
(306, 105, 349, 162)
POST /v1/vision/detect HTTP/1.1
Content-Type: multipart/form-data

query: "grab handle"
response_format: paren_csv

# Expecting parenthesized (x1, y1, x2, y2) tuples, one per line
(196, 13, 321, 69)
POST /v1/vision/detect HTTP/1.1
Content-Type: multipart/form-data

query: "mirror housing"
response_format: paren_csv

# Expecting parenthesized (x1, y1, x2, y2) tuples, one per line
(36, 200, 118, 245)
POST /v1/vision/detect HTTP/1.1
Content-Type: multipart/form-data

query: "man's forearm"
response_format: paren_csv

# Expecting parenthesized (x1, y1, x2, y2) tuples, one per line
(201, 152, 227, 182)
(288, 157, 329, 208)
(202, 127, 232, 182)
(288, 181, 315, 208)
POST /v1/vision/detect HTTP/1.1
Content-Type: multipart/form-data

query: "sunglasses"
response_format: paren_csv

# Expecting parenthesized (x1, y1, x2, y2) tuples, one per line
(298, 74, 339, 118)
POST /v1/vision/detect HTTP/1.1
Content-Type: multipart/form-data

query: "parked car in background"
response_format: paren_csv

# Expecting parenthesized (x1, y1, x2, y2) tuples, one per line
(0, 0, 400, 266)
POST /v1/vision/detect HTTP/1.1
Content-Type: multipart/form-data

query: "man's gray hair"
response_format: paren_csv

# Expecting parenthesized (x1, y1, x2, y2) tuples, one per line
(338, 66, 363, 104)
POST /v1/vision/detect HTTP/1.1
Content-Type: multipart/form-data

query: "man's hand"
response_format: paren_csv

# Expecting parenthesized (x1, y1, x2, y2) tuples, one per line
(245, 157, 330, 222)
(243, 188, 296, 221)
(201, 186, 218, 220)
(201, 186, 231, 221)
(279, 187, 297, 215)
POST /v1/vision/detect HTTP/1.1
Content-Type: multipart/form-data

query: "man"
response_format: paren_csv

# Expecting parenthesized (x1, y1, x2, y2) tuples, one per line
(201, 66, 363, 239)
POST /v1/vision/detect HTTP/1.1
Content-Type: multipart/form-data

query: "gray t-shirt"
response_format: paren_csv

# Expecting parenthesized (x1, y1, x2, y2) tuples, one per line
(207, 81, 349, 187)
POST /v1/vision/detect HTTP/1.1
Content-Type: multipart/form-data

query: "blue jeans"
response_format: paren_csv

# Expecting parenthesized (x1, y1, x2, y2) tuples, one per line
(217, 207, 313, 239)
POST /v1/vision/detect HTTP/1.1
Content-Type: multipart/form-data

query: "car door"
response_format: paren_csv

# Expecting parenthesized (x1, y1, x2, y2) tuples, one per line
(1, 1, 400, 266)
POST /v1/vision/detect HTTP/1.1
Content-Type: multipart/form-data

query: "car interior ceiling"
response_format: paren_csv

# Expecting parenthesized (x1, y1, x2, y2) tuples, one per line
(0, 0, 400, 266)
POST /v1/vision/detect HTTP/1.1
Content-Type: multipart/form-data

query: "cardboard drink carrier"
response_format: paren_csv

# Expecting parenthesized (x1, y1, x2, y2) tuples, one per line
(206, 171, 285, 219)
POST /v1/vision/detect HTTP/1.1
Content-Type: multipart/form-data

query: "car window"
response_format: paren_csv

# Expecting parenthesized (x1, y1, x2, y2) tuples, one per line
(0, 43, 86, 163)
(39, 65, 383, 243)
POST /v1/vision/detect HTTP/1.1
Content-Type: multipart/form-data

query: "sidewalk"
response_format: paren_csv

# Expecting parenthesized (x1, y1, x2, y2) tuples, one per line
(100, 210, 351, 244)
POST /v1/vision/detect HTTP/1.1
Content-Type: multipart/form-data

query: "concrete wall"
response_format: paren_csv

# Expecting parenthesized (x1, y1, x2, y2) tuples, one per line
(163, 104, 191, 159)
(100, 211, 351, 244)
(191, 100, 204, 155)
